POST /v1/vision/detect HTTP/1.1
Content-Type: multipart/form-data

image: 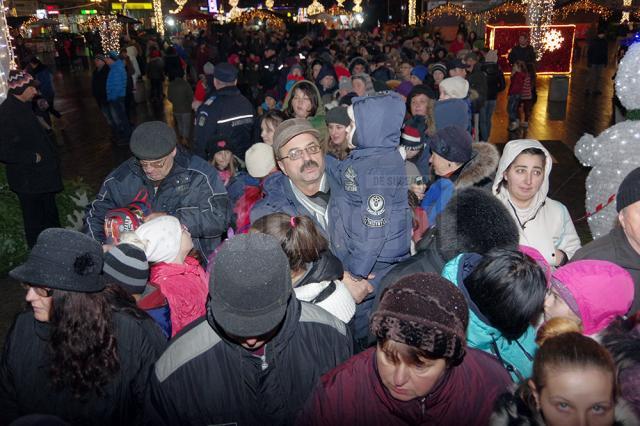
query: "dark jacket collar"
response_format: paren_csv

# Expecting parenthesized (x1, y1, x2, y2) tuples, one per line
(296, 250, 344, 286)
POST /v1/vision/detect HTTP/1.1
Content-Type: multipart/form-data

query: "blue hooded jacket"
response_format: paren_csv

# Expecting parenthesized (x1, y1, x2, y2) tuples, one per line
(441, 253, 537, 381)
(106, 59, 128, 101)
(329, 93, 412, 279)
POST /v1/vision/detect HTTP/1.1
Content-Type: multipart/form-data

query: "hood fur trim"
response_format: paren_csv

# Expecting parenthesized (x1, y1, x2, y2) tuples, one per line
(456, 142, 500, 189)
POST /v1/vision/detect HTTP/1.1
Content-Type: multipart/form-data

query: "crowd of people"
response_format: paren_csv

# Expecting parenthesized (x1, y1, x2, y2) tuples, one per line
(1, 21, 640, 426)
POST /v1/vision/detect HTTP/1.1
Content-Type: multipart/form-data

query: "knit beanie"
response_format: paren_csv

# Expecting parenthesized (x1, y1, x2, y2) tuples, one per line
(245, 143, 276, 178)
(8, 70, 34, 95)
(440, 76, 469, 99)
(338, 76, 353, 92)
(135, 216, 183, 263)
(130, 121, 177, 160)
(429, 62, 447, 77)
(401, 116, 426, 151)
(103, 243, 149, 294)
(10, 229, 104, 293)
(485, 50, 499, 63)
(203, 62, 215, 75)
(371, 273, 469, 365)
(210, 233, 293, 337)
(616, 167, 640, 212)
(551, 260, 635, 335)
(325, 106, 351, 126)
(411, 65, 429, 83)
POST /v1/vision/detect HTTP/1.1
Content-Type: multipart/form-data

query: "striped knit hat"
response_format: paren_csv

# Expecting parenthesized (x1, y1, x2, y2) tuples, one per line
(103, 243, 149, 294)
(8, 70, 34, 95)
(401, 116, 426, 151)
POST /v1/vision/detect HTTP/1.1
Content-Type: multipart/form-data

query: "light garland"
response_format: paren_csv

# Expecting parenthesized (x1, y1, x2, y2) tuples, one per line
(336, 0, 345, 6)
(308, 0, 325, 15)
(556, 0, 612, 21)
(353, 0, 362, 14)
(169, 0, 188, 14)
(408, 0, 416, 26)
(527, 0, 555, 61)
(328, 4, 350, 17)
(87, 15, 122, 53)
(265, 0, 274, 10)
(153, 0, 164, 36)
(542, 28, 563, 52)
(232, 9, 285, 31)
(419, 3, 473, 24)
(0, 0, 16, 105)
(229, 0, 241, 19)
(482, 1, 527, 23)
(622, 0, 632, 23)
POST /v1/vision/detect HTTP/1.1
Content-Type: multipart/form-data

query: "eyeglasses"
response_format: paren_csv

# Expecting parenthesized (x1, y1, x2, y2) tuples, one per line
(21, 283, 53, 297)
(279, 144, 322, 161)
(137, 157, 168, 169)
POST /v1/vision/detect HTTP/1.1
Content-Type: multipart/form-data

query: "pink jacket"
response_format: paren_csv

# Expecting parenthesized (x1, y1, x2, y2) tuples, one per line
(553, 260, 635, 335)
(149, 256, 209, 337)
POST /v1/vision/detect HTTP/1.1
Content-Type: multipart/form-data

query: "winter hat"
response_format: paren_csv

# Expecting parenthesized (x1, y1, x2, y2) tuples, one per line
(485, 50, 499, 63)
(338, 76, 353, 92)
(107, 51, 119, 60)
(214, 62, 238, 83)
(203, 62, 215, 75)
(401, 116, 426, 151)
(616, 167, 640, 212)
(210, 233, 293, 337)
(408, 84, 437, 101)
(428, 125, 473, 163)
(519, 245, 552, 286)
(447, 57, 466, 71)
(411, 65, 428, 82)
(94, 54, 107, 63)
(395, 80, 414, 98)
(135, 216, 183, 263)
(8, 70, 34, 95)
(325, 106, 351, 126)
(264, 89, 280, 102)
(130, 121, 177, 160)
(551, 260, 635, 335)
(10, 229, 104, 293)
(272, 118, 320, 159)
(429, 62, 447, 77)
(245, 143, 276, 178)
(464, 52, 479, 63)
(436, 187, 520, 261)
(405, 161, 422, 185)
(289, 64, 303, 75)
(209, 138, 232, 157)
(439, 76, 469, 99)
(103, 243, 149, 294)
(370, 273, 469, 365)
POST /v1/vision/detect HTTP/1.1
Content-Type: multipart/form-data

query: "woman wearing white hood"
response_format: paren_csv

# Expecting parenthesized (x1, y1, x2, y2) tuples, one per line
(492, 139, 581, 266)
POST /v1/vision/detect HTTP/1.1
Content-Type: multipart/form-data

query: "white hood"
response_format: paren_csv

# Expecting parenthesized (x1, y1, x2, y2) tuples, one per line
(492, 139, 553, 200)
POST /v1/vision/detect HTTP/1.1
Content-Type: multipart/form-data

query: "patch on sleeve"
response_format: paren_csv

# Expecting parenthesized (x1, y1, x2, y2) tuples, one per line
(363, 194, 387, 227)
(198, 114, 207, 127)
(344, 166, 358, 192)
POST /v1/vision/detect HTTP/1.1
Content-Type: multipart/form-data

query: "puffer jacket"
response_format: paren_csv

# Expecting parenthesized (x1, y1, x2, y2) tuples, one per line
(282, 79, 328, 142)
(492, 139, 581, 266)
(83, 148, 230, 259)
(145, 298, 352, 425)
(297, 347, 511, 426)
(434, 98, 470, 132)
(106, 59, 128, 101)
(0, 310, 165, 425)
(329, 92, 412, 279)
(442, 253, 537, 382)
(421, 142, 500, 225)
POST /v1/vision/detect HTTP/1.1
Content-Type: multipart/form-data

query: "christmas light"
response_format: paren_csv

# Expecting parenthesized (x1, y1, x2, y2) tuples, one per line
(1, 0, 17, 105)
(266, 0, 274, 10)
(353, 0, 362, 14)
(482, 1, 527, 23)
(575, 43, 640, 238)
(556, 0, 612, 21)
(308, 0, 325, 15)
(153, 0, 164, 36)
(229, 0, 241, 19)
(419, 3, 472, 24)
(336, 0, 345, 6)
(542, 28, 563, 53)
(622, 0, 632, 23)
(169, 0, 189, 14)
(233, 9, 285, 30)
(87, 15, 122, 53)
(408, 0, 416, 26)
(526, 0, 555, 61)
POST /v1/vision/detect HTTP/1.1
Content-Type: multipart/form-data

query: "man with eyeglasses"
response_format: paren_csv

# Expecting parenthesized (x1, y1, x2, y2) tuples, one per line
(84, 121, 230, 260)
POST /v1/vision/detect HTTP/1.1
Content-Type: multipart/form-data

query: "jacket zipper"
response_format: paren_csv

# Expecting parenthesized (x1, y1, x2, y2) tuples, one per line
(261, 345, 268, 371)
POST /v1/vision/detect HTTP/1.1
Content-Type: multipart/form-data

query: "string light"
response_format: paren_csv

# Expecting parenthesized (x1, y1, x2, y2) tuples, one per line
(229, 0, 241, 19)
(265, 0, 274, 10)
(308, 0, 325, 15)
(575, 42, 640, 238)
(169, 0, 188, 14)
(526, 0, 555, 61)
(336, 0, 345, 6)
(87, 15, 121, 53)
(622, 0, 632, 23)
(482, 1, 527, 23)
(419, 3, 473, 24)
(408, 0, 416, 26)
(0, 0, 17, 105)
(353, 0, 362, 14)
(233, 9, 285, 30)
(153, 0, 164, 36)
(556, 0, 612, 21)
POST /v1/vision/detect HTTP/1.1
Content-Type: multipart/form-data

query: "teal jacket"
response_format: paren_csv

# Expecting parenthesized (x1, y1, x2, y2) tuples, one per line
(442, 253, 537, 381)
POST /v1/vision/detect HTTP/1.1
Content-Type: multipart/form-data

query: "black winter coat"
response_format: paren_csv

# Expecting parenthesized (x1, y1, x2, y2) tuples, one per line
(145, 298, 353, 426)
(0, 311, 165, 425)
(193, 86, 255, 161)
(588, 36, 609, 66)
(0, 95, 62, 194)
(481, 62, 506, 101)
(92, 65, 109, 106)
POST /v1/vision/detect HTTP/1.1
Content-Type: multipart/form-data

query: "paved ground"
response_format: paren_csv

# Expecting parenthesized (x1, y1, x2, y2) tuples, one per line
(0, 50, 616, 345)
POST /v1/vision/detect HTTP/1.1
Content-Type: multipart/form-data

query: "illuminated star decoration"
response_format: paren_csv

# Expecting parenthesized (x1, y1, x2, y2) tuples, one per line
(353, 0, 362, 14)
(229, 0, 241, 19)
(308, 0, 325, 15)
(542, 28, 564, 53)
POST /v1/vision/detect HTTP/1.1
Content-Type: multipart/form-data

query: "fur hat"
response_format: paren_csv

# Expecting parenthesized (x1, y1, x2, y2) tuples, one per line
(371, 273, 469, 365)
(134, 216, 183, 263)
(435, 187, 520, 261)
(440, 76, 469, 99)
(245, 143, 276, 178)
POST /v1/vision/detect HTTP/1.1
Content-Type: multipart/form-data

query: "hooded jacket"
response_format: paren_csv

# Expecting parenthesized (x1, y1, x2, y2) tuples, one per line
(145, 298, 352, 426)
(297, 346, 511, 426)
(442, 253, 537, 382)
(315, 63, 338, 101)
(283, 79, 328, 142)
(106, 59, 127, 101)
(329, 92, 412, 279)
(0, 310, 165, 425)
(421, 142, 500, 225)
(433, 98, 471, 133)
(83, 148, 230, 260)
(492, 139, 581, 266)
(572, 225, 640, 314)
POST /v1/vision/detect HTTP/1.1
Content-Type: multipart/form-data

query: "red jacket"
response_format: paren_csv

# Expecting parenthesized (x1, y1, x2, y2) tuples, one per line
(508, 71, 526, 96)
(297, 347, 510, 426)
